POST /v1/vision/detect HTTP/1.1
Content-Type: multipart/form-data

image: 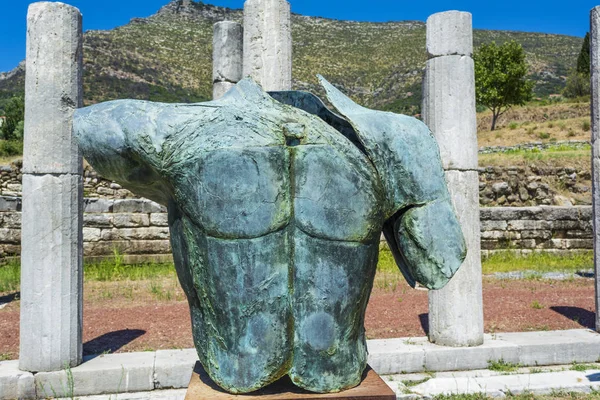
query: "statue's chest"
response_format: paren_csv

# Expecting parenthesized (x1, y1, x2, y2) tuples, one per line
(173, 140, 384, 243)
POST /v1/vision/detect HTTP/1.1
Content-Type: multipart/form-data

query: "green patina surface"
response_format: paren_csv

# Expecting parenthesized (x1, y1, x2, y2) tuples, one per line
(74, 77, 466, 394)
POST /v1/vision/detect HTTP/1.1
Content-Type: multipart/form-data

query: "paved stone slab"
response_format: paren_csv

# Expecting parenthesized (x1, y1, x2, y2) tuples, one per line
(0, 361, 35, 400)
(423, 334, 519, 372)
(154, 349, 198, 389)
(4, 331, 600, 399)
(410, 370, 600, 397)
(56, 389, 186, 400)
(367, 338, 426, 374)
(35, 352, 155, 398)
(496, 329, 600, 366)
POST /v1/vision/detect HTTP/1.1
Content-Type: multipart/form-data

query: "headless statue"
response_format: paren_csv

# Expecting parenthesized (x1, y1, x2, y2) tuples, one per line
(74, 76, 466, 394)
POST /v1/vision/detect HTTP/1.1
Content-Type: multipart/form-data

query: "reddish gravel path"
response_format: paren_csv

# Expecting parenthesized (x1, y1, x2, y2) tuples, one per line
(0, 278, 594, 360)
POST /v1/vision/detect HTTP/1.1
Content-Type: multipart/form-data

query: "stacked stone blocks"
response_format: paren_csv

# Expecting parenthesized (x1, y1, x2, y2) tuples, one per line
(0, 197, 592, 260)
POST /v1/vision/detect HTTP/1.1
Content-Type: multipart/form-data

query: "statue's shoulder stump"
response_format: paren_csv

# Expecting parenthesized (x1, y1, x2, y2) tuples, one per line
(185, 362, 396, 400)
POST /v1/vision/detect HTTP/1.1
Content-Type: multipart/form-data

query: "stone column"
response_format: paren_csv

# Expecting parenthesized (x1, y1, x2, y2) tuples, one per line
(591, 6, 600, 332)
(213, 21, 243, 99)
(422, 11, 484, 347)
(243, 0, 292, 91)
(20, 2, 84, 372)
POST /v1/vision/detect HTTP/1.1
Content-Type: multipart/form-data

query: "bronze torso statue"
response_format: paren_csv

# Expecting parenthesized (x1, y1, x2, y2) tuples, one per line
(74, 77, 466, 394)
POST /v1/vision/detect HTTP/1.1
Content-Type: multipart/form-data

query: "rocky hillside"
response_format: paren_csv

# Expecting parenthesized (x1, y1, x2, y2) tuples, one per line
(0, 0, 583, 114)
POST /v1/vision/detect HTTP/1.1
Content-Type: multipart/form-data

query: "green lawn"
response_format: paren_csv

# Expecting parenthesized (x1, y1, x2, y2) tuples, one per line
(377, 248, 593, 277)
(0, 249, 595, 295)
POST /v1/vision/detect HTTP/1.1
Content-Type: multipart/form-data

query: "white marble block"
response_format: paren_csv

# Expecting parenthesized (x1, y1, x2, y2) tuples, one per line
(243, 0, 292, 91)
(213, 21, 243, 99)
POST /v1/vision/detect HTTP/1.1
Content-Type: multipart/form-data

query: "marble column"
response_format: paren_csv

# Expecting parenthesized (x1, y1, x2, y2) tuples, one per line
(213, 21, 243, 99)
(243, 0, 292, 91)
(422, 11, 484, 347)
(591, 6, 600, 332)
(19, 1, 84, 372)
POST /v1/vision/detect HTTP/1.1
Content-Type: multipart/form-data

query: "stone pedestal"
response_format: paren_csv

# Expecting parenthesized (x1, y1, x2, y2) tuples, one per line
(213, 21, 243, 99)
(591, 5, 600, 332)
(422, 11, 484, 347)
(185, 362, 395, 399)
(19, 1, 84, 372)
(243, 0, 292, 91)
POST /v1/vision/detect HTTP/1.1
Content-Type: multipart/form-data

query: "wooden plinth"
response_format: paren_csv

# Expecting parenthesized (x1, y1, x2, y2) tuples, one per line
(185, 361, 396, 400)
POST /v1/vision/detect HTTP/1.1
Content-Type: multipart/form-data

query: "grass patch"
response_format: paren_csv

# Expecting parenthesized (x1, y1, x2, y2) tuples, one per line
(538, 132, 551, 140)
(433, 394, 491, 400)
(582, 120, 591, 132)
(402, 377, 431, 387)
(377, 248, 398, 273)
(479, 148, 590, 169)
(488, 359, 521, 373)
(482, 251, 593, 275)
(0, 260, 20, 292)
(530, 300, 545, 310)
(373, 248, 591, 288)
(375, 248, 403, 291)
(84, 250, 175, 281)
(570, 362, 600, 372)
(85, 260, 175, 281)
(0, 255, 176, 294)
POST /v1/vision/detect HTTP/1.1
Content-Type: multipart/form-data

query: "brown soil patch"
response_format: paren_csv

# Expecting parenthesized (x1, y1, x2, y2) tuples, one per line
(0, 278, 594, 360)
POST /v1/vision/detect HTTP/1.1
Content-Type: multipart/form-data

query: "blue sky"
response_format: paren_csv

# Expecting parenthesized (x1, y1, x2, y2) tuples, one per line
(1, 0, 597, 72)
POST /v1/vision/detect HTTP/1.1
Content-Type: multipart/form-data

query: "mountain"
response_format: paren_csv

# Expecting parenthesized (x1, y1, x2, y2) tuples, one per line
(0, 1, 583, 114)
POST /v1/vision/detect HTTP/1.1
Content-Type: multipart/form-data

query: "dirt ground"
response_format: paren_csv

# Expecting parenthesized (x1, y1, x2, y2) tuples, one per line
(0, 277, 595, 360)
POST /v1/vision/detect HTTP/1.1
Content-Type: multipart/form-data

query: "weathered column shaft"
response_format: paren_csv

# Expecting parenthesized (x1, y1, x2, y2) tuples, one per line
(422, 11, 484, 347)
(591, 6, 600, 332)
(243, 0, 292, 91)
(20, 1, 84, 372)
(213, 21, 243, 99)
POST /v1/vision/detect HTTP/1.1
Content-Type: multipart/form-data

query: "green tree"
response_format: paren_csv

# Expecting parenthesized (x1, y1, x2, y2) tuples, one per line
(563, 69, 590, 98)
(474, 41, 534, 131)
(12, 121, 24, 141)
(563, 33, 591, 99)
(1, 97, 24, 140)
(576, 32, 590, 76)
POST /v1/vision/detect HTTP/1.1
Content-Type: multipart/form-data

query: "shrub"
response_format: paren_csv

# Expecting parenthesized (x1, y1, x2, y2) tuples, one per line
(538, 132, 551, 139)
(582, 120, 591, 132)
(0, 140, 23, 157)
